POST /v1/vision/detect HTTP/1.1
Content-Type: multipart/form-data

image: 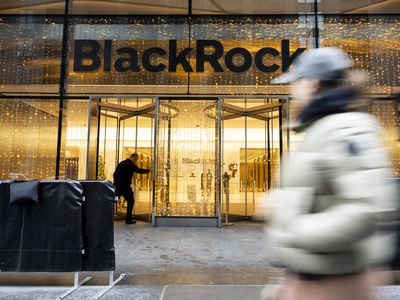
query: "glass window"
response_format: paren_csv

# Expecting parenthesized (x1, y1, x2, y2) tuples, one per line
(0, 15, 63, 95)
(0, 0, 65, 14)
(0, 98, 59, 180)
(367, 100, 400, 176)
(189, 16, 312, 95)
(320, 15, 400, 95)
(193, 1, 400, 15)
(318, 0, 400, 14)
(98, 103, 118, 180)
(66, 15, 311, 96)
(66, 16, 190, 95)
(59, 99, 91, 180)
(192, 0, 314, 14)
(71, 0, 189, 15)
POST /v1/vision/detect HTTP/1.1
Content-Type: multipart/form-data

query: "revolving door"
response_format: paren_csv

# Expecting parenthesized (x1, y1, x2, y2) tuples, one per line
(97, 98, 155, 222)
(219, 97, 286, 221)
(152, 98, 222, 227)
(94, 96, 285, 227)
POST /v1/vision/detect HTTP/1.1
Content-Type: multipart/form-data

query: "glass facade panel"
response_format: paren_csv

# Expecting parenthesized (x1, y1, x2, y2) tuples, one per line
(0, 0, 65, 14)
(8, 0, 395, 16)
(0, 98, 58, 180)
(367, 100, 400, 176)
(61, 15, 399, 96)
(65, 16, 311, 95)
(189, 16, 306, 95)
(98, 101, 118, 181)
(66, 16, 190, 95)
(71, 0, 189, 15)
(247, 117, 270, 215)
(318, 0, 400, 14)
(0, 15, 63, 95)
(222, 100, 246, 218)
(221, 98, 282, 220)
(155, 99, 218, 217)
(193, 0, 314, 14)
(320, 16, 400, 95)
(59, 99, 90, 179)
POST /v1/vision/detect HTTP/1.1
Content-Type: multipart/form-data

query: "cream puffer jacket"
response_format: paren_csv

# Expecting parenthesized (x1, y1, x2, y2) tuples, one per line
(268, 112, 399, 275)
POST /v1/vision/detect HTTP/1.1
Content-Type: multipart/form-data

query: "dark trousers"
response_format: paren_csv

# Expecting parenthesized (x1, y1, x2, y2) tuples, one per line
(116, 187, 134, 222)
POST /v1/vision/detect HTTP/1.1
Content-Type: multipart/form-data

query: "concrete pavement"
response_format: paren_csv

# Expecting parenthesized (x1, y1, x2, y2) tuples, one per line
(0, 221, 399, 299)
(0, 285, 399, 299)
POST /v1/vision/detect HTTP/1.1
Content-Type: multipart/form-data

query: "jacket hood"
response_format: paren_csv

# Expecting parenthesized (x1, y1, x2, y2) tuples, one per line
(294, 87, 357, 132)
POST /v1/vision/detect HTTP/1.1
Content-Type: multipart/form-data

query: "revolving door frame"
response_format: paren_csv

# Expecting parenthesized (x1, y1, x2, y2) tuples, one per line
(91, 95, 290, 227)
(151, 95, 290, 227)
(94, 97, 157, 222)
(217, 95, 290, 221)
(152, 97, 223, 227)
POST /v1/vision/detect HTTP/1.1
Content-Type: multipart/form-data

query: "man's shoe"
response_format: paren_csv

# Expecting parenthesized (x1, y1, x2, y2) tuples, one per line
(125, 219, 136, 225)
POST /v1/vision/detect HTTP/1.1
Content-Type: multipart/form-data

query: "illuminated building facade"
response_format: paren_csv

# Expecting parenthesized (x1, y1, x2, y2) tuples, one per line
(0, 1, 399, 226)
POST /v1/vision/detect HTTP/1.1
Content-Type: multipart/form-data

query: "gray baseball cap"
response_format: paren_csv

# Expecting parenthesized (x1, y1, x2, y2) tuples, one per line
(272, 47, 353, 84)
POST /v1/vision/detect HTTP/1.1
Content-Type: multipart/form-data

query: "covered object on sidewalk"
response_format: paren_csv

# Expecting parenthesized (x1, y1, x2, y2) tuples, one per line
(0, 180, 115, 272)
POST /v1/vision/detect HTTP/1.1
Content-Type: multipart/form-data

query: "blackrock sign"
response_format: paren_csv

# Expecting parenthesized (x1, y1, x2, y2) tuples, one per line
(73, 39, 305, 74)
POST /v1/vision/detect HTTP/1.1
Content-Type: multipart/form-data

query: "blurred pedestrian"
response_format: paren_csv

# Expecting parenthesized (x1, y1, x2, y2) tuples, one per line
(113, 153, 150, 225)
(263, 48, 399, 300)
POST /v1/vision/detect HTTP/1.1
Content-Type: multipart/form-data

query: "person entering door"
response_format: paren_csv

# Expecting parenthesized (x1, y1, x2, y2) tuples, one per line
(113, 153, 151, 225)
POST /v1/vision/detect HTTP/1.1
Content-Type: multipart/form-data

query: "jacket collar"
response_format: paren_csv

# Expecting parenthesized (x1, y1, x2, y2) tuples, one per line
(294, 87, 357, 132)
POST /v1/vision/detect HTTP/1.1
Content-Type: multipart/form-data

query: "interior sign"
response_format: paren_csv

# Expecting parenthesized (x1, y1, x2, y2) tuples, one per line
(73, 39, 305, 74)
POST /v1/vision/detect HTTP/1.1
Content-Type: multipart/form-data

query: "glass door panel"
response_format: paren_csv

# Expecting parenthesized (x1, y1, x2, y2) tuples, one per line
(222, 100, 246, 219)
(154, 99, 219, 218)
(98, 98, 155, 221)
(119, 100, 154, 220)
(221, 97, 284, 220)
(98, 107, 118, 181)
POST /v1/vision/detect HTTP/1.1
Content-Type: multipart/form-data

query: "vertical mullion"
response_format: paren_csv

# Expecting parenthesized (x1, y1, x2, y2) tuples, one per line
(85, 96, 92, 179)
(55, 0, 71, 179)
(152, 97, 159, 226)
(187, 0, 192, 94)
(217, 97, 222, 227)
(313, 0, 319, 48)
(286, 96, 291, 153)
(244, 99, 248, 217)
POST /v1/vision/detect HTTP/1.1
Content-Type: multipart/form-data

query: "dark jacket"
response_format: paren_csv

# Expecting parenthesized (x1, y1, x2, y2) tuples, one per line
(113, 159, 150, 189)
(294, 87, 356, 132)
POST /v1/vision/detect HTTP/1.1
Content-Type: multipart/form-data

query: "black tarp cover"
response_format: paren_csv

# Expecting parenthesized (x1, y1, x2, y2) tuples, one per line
(0, 180, 83, 272)
(0, 180, 116, 272)
(0, 181, 23, 271)
(80, 180, 115, 271)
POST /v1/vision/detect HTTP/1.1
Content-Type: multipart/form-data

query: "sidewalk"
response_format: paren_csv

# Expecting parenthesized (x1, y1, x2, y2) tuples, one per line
(0, 221, 274, 286)
(0, 221, 399, 299)
(112, 220, 273, 286)
(0, 285, 399, 300)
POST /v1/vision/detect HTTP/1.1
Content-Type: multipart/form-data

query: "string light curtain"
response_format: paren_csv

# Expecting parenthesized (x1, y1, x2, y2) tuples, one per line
(0, 99, 58, 180)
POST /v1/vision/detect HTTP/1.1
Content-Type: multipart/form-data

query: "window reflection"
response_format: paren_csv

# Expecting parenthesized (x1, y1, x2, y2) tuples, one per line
(71, 0, 189, 15)
(0, 0, 65, 14)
